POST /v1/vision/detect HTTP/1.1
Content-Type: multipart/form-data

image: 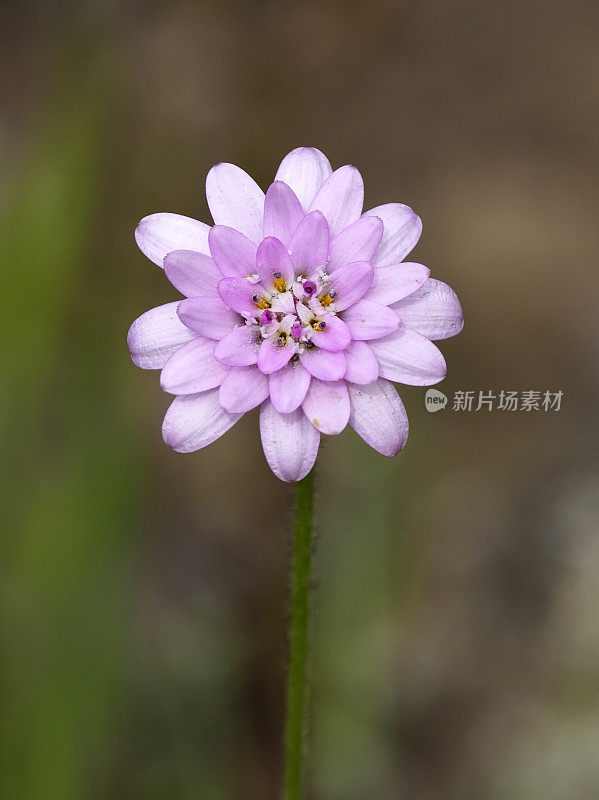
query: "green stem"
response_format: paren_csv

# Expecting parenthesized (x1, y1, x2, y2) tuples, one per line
(283, 469, 315, 800)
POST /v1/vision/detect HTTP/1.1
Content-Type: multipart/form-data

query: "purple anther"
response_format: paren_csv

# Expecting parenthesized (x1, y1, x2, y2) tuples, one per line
(316, 320, 327, 330)
(303, 280, 317, 296)
(259, 309, 274, 325)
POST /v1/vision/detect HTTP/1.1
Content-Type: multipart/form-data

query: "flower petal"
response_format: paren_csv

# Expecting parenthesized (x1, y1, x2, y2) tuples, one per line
(341, 300, 401, 340)
(259, 400, 320, 482)
(364, 203, 422, 266)
(348, 379, 409, 457)
(127, 302, 197, 369)
(366, 262, 430, 306)
(217, 276, 259, 317)
(162, 389, 241, 453)
(213, 325, 260, 366)
(257, 337, 296, 374)
(177, 297, 239, 339)
(164, 250, 221, 297)
(310, 315, 351, 352)
(288, 211, 330, 277)
(268, 361, 311, 414)
(302, 379, 350, 435)
(274, 147, 333, 211)
(343, 340, 379, 385)
(205, 162, 265, 244)
(135, 213, 211, 267)
(391, 278, 464, 340)
(369, 327, 446, 385)
(309, 164, 364, 236)
(256, 236, 295, 290)
(219, 366, 269, 413)
(299, 347, 346, 381)
(308, 165, 364, 237)
(263, 181, 304, 246)
(327, 216, 383, 272)
(328, 261, 374, 311)
(160, 337, 229, 394)
(208, 225, 257, 278)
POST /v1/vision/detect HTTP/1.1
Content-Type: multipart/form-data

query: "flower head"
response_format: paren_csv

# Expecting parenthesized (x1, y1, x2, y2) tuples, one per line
(128, 147, 463, 481)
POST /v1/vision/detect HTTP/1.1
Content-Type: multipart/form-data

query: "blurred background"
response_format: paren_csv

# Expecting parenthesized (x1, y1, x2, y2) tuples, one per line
(2, 1, 598, 798)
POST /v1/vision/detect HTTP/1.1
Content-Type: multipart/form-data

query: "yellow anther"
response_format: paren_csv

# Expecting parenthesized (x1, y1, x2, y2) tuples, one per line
(320, 293, 333, 307)
(273, 277, 286, 293)
(256, 298, 269, 310)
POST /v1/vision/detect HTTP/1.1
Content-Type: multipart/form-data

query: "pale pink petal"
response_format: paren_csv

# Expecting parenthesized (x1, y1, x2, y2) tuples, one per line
(302, 379, 350, 435)
(308, 165, 364, 237)
(288, 211, 330, 277)
(256, 236, 295, 290)
(327, 216, 383, 272)
(219, 366, 269, 413)
(274, 147, 333, 211)
(341, 300, 401, 340)
(328, 261, 374, 311)
(208, 225, 257, 278)
(369, 327, 446, 385)
(268, 361, 311, 414)
(348, 379, 409, 457)
(391, 278, 464, 340)
(164, 250, 221, 297)
(127, 302, 196, 369)
(162, 389, 241, 453)
(259, 400, 320, 482)
(311, 315, 351, 352)
(299, 347, 347, 381)
(160, 337, 229, 395)
(177, 297, 239, 339)
(343, 340, 379, 385)
(263, 181, 304, 246)
(364, 203, 422, 266)
(135, 213, 210, 267)
(217, 277, 259, 316)
(205, 162, 265, 244)
(213, 325, 260, 366)
(257, 337, 295, 374)
(366, 263, 430, 306)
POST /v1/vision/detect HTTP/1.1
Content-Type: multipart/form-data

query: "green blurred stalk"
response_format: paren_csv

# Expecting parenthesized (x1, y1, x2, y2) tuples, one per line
(283, 470, 315, 800)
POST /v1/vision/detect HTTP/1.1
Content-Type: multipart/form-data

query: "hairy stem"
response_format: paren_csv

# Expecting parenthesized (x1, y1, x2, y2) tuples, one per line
(283, 469, 315, 800)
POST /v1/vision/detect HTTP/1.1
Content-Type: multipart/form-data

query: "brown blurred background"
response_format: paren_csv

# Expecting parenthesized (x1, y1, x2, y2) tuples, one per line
(2, 1, 599, 798)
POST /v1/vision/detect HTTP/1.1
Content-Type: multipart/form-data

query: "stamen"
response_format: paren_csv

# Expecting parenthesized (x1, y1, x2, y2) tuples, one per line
(273, 271, 286, 292)
(274, 333, 287, 347)
(311, 319, 327, 331)
(320, 292, 335, 307)
(259, 309, 274, 325)
(253, 293, 270, 310)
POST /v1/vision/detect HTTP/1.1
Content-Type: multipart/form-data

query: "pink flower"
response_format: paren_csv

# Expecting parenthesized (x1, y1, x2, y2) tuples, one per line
(128, 148, 463, 482)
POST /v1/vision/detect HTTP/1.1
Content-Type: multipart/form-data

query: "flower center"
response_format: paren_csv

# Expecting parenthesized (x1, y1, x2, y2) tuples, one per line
(245, 268, 335, 353)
